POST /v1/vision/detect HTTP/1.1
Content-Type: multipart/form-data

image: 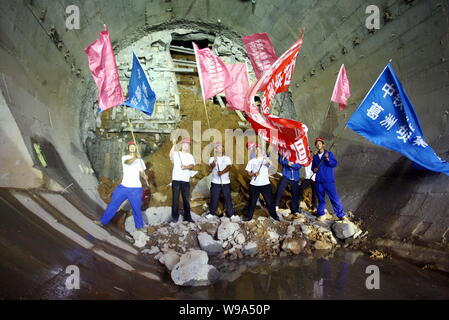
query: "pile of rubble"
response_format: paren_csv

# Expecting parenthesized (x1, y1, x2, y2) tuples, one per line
(123, 205, 365, 287)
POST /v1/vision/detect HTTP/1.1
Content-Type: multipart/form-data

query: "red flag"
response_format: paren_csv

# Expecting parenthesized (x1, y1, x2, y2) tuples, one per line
(331, 64, 351, 111)
(243, 30, 310, 166)
(193, 42, 231, 101)
(84, 25, 124, 111)
(242, 32, 278, 79)
(224, 63, 249, 111)
(259, 30, 304, 113)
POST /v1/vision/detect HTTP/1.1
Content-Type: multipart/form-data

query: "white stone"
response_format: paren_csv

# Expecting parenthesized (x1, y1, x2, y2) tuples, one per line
(156, 250, 180, 271)
(197, 232, 223, 256)
(144, 206, 172, 226)
(235, 233, 246, 245)
(332, 221, 356, 240)
(143, 246, 160, 255)
(267, 230, 279, 242)
(125, 215, 136, 235)
(217, 220, 240, 240)
(171, 250, 220, 286)
(132, 230, 149, 248)
(300, 225, 311, 235)
(242, 242, 258, 257)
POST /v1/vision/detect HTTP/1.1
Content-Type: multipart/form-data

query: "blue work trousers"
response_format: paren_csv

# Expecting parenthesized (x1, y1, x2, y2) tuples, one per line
(100, 184, 144, 229)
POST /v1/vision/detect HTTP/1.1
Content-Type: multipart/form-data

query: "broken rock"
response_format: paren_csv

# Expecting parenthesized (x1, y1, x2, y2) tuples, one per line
(217, 220, 240, 241)
(144, 206, 172, 226)
(155, 250, 180, 271)
(332, 221, 356, 240)
(282, 238, 306, 255)
(197, 232, 223, 256)
(171, 250, 220, 286)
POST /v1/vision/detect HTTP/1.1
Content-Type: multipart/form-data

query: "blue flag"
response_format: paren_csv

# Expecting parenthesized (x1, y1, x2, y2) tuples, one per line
(347, 63, 449, 176)
(124, 52, 156, 116)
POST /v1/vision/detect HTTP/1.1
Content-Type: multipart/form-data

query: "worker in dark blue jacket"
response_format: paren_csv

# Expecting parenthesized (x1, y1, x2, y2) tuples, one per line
(275, 155, 302, 216)
(311, 138, 348, 222)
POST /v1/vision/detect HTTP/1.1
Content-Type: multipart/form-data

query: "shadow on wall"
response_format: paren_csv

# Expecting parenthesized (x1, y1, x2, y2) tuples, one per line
(352, 154, 442, 240)
(30, 136, 104, 217)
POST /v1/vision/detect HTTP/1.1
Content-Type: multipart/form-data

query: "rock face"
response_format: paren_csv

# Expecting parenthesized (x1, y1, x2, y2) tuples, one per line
(171, 250, 220, 286)
(332, 221, 356, 240)
(217, 220, 240, 241)
(197, 232, 223, 256)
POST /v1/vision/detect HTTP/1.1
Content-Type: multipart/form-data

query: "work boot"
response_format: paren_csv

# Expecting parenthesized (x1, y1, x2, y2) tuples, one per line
(340, 216, 350, 222)
(136, 227, 147, 232)
(317, 215, 326, 222)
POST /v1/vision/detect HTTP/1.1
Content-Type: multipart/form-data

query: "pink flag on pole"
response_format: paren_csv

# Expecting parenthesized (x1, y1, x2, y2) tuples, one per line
(84, 25, 124, 111)
(224, 63, 250, 111)
(193, 42, 231, 101)
(331, 64, 351, 111)
(242, 32, 277, 79)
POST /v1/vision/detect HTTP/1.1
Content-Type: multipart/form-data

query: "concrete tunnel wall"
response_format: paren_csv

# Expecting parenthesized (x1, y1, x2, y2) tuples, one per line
(0, 0, 448, 256)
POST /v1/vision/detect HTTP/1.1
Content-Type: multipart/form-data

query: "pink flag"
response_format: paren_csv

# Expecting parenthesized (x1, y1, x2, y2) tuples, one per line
(242, 32, 277, 79)
(193, 42, 231, 101)
(224, 63, 250, 111)
(331, 64, 351, 111)
(84, 26, 124, 111)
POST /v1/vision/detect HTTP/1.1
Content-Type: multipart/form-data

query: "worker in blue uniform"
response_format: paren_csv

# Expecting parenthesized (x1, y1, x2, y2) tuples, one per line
(311, 138, 348, 222)
(275, 155, 302, 216)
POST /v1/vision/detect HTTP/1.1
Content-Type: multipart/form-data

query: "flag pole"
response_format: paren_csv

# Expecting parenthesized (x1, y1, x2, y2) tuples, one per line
(193, 42, 211, 129)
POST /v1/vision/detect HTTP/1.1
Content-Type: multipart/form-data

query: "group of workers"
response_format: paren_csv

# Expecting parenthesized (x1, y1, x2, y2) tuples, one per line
(95, 136, 349, 231)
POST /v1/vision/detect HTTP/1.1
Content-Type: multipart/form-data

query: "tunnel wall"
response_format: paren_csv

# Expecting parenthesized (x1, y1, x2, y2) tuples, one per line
(0, 0, 448, 249)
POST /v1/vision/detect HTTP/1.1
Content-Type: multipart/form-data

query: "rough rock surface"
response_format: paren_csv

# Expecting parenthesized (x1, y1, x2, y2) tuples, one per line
(198, 232, 223, 256)
(332, 221, 356, 240)
(171, 250, 220, 286)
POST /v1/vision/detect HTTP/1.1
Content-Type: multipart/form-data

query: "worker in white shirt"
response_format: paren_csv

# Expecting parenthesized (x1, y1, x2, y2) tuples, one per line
(244, 144, 279, 222)
(170, 137, 195, 223)
(205, 142, 237, 220)
(95, 141, 148, 231)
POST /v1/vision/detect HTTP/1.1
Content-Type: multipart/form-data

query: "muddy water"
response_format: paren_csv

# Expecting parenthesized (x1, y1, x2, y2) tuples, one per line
(174, 249, 449, 300)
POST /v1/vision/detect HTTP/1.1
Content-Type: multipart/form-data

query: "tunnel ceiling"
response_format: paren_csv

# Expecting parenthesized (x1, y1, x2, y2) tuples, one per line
(0, 0, 448, 253)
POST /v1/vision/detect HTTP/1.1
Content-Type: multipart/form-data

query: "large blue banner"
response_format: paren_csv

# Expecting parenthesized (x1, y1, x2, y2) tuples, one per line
(124, 52, 156, 116)
(347, 63, 449, 176)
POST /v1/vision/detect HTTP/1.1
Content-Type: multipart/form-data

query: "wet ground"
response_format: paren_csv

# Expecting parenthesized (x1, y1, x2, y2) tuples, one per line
(174, 249, 449, 300)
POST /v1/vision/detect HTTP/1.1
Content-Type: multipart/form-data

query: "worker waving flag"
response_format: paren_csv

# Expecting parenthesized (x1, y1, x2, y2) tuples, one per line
(347, 63, 449, 176)
(193, 42, 232, 101)
(125, 52, 156, 116)
(84, 25, 125, 112)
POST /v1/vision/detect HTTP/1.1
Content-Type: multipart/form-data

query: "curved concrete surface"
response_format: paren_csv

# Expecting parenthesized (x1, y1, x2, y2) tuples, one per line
(0, 0, 448, 298)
